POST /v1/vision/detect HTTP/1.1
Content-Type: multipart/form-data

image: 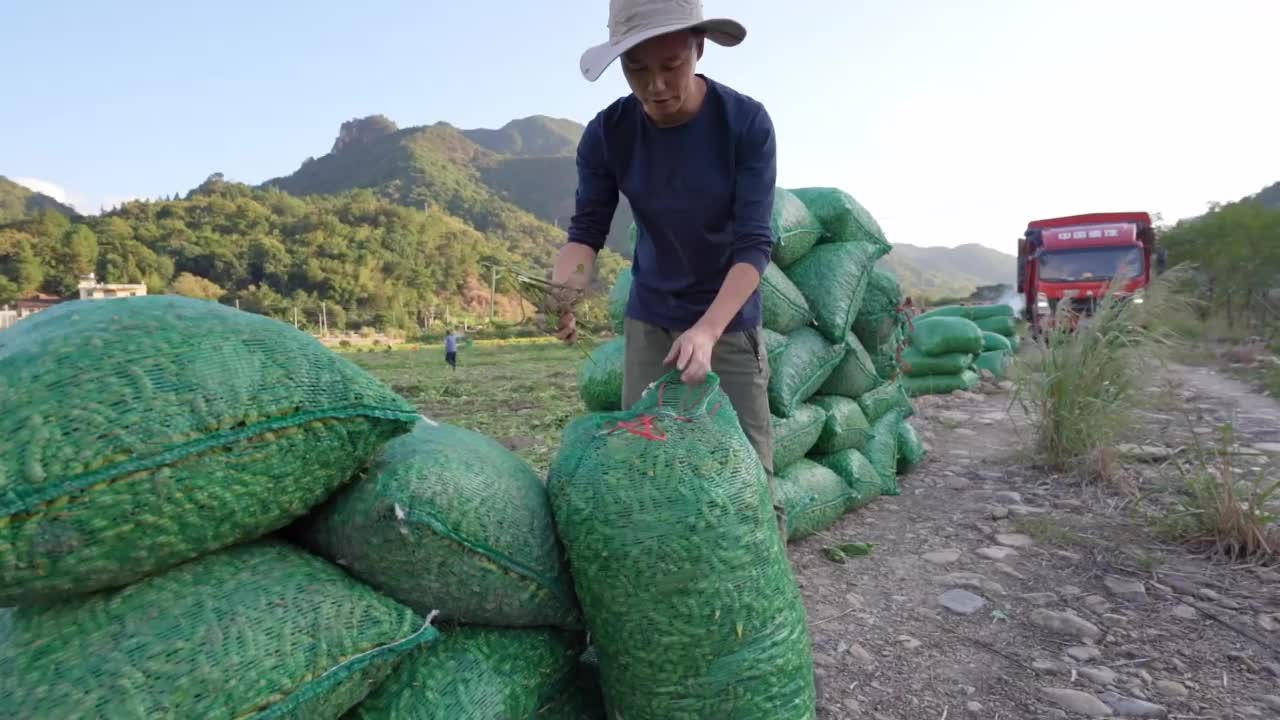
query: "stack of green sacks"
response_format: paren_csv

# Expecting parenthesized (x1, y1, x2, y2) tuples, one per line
(899, 314, 985, 396)
(1, 295, 604, 719)
(909, 303, 1021, 383)
(593, 188, 927, 542)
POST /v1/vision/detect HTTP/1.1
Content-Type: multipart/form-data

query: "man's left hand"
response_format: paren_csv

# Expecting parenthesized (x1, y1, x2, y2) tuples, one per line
(664, 323, 720, 385)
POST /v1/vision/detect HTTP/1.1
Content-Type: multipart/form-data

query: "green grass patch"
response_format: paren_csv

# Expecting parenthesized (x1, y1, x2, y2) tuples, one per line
(349, 340, 596, 474)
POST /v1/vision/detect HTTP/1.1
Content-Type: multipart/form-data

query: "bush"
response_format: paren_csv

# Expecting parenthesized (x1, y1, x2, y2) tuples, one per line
(1014, 266, 1195, 470)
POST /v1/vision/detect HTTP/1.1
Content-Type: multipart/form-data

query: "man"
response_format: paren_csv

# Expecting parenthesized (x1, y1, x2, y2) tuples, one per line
(444, 329, 458, 371)
(548, 0, 783, 531)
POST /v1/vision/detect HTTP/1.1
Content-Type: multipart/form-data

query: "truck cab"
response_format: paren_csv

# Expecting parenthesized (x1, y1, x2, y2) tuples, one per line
(1017, 212, 1164, 335)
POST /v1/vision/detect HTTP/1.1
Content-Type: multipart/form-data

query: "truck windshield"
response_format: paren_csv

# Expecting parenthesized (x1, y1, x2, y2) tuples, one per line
(1038, 247, 1143, 282)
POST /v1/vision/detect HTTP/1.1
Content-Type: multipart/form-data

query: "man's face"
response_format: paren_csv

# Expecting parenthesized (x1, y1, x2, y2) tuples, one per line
(621, 31, 703, 124)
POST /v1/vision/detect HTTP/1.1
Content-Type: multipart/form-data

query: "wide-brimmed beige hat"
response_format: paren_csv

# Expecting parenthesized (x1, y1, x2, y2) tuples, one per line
(579, 0, 746, 82)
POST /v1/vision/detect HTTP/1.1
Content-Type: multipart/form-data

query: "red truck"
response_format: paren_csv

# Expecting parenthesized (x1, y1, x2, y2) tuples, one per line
(1017, 212, 1166, 335)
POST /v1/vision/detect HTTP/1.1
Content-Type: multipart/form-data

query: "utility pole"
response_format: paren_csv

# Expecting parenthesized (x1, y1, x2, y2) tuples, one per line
(321, 302, 328, 337)
(489, 264, 498, 323)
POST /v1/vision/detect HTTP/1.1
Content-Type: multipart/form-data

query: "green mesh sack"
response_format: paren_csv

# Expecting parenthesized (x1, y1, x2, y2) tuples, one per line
(0, 295, 418, 606)
(819, 333, 882, 398)
(897, 420, 927, 473)
(852, 269, 903, 350)
(872, 348, 900, 382)
(900, 347, 975, 377)
(864, 411, 903, 496)
(967, 304, 1014, 320)
(771, 404, 828, 471)
(909, 316, 985, 356)
(761, 262, 814, 334)
(770, 187, 825, 268)
(857, 381, 914, 423)
(607, 269, 632, 335)
(547, 372, 816, 719)
(579, 337, 625, 412)
(975, 350, 1011, 379)
(776, 459, 853, 541)
(811, 449, 881, 510)
(762, 327, 790, 367)
(790, 187, 892, 257)
(786, 243, 877, 343)
(768, 326, 847, 418)
(0, 540, 434, 720)
(916, 304, 967, 320)
(536, 673, 607, 720)
(347, 626, 582, 719)
(901, 370, 980, 397)
(301, 419, 579, 629)
(808, 395, 871, 454)
(982, 331, 1012, 353)
(975, 315, 1018, 336)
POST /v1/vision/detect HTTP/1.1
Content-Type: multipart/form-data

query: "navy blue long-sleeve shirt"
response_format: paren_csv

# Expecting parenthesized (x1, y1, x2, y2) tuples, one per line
(567, 75, 777, 333)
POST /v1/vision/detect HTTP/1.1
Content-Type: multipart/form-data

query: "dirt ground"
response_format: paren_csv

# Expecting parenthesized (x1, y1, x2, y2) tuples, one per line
(792, 362, 1280, 719)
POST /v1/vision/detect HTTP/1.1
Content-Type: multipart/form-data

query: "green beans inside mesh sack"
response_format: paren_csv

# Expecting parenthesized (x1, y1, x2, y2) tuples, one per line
(852, 268, 903, 350)
(808, 395, 872, 453)
(975, 350, 1011, 379)
(901, 369, 981, 397)
(864, 410, 904, 496)
(607, 268, 632, 334)
(777, 459, 854, 541)
(771, 404, 828, 472)
(909, 315, 985, 357)
(767, 326, 847, 418)
(0, 539, 434, 720)
(301, 418, 579, 628)
(900, 346, 975, 377)
(761, 261, 813, 334)
(547, 372, 816, 719)
(858, 381, 914, 423)
(0, 295, 418, 606)
(819, 333, 882, 398)
(975, 315, 1018, 336)
(770, 187, 824, 268)
(347, 626, 584, 720)
(812, 449, 882, 510)
(578, 337, 625, 412)
(790, 187, 893, 256)
(897, 419, 927, 473)
(983, 331, 1012, 353)
(786, 242, 878, 343)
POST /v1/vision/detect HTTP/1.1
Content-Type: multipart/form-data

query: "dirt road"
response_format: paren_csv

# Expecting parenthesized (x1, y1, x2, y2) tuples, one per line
(792, 364, 1280, 719)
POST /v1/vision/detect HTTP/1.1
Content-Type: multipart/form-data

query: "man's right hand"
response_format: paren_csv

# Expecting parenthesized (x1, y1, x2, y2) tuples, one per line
(547, 285, 583, 345)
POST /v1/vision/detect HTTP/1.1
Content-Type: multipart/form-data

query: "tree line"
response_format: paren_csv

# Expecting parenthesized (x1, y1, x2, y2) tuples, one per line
(0, 175, 625, 335)
(1161, 195, 1280, 334)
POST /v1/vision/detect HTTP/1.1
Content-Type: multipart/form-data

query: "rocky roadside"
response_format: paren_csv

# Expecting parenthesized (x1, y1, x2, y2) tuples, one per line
(789, 366, 1280, 719)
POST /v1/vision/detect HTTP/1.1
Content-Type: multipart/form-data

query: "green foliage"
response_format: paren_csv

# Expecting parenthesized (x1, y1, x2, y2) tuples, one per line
(168, 272, 225, 300)
(1161, 197, 1280, 335)
(0, 176, 77, 224)
(1157, 424, 1279, 561)
(0, 177, 557, 331)
(1014, 266, 1195, 471)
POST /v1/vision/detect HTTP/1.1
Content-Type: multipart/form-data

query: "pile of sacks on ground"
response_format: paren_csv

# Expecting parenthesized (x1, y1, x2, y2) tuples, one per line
(898, 303, 1023, 397)
(1, 294, 823, 717)
(581, 187, 927, 543)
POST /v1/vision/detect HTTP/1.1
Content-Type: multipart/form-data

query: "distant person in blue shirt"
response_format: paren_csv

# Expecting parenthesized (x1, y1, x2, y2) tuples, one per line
(444, 329, 459, 371)
(547, 1, 783, 534)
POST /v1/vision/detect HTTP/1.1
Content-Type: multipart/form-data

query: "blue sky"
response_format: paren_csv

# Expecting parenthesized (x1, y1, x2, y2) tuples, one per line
(3, 0, 1278, 252)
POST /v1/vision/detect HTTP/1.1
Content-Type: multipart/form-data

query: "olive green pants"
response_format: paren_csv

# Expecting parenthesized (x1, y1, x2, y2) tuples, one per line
(622, 317, 787, 541)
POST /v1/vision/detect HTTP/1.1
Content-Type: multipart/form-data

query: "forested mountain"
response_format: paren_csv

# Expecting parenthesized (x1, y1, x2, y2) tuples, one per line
(0, 176, 77, 224)
(0, 175, 625, 330)
(879, 243, 1016, 300)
